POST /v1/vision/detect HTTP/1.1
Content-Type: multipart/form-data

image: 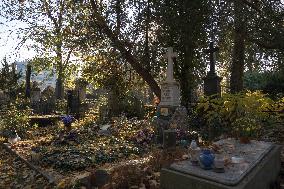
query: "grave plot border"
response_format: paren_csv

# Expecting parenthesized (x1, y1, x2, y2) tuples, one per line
(1, 143, 55, 184)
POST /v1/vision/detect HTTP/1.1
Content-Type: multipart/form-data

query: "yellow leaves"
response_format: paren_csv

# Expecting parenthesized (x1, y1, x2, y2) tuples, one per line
(196, 91, 280, 136)
(57, 180, 67, 189)
(203, 101, 210, 112)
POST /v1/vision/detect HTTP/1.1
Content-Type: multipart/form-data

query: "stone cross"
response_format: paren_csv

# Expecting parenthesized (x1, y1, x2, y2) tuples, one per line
(164, 47, 178, 82)
(205, 42, 219, 74)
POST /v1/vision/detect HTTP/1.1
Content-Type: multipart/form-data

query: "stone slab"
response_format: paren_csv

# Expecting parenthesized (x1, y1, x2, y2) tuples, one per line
(170, 140, 274, 185)
(161, 144, 281, 189)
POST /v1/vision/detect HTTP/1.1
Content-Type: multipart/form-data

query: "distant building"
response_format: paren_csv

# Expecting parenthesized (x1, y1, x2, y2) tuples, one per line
(15, 61, 57, 91)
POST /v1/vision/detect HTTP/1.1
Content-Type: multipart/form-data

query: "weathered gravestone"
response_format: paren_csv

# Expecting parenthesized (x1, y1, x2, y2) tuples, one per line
(40, 86, 56, 114)
(163, 130, 177, 149)
(159, 47, 180, 107)
(30, 87, 41, 113)
(67, 90, 80, 118)
(154, 47, 184, 148)
(30, 88, 41, 104)
(161, 139, 281, 189)
(203, 42, 222, 97)
(25, 63, 31, 98)
(169, 106, 188, 130)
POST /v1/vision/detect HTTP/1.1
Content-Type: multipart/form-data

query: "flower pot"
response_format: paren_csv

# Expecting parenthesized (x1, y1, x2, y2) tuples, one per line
(199, 149, 215, 170)
(213, 154, 225, 173)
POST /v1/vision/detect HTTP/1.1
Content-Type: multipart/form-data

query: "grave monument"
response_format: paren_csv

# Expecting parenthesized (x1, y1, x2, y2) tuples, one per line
(155, 47, 181, 147)
(159, 47, 180, 108)
(25, 63, 31, 98)
(67, 90, 80, 118)
(203, 42, 222, 97)
(30, 88, 41, 103)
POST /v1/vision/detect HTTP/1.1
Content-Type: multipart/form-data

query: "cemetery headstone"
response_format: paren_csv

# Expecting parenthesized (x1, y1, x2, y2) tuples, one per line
(40, 86, 56, 114)
(159, 47, 180, 107)
(203, 42, 222, 97)
(154, 47, 181, 146)
(169, 106, 188, 130)
(25, 63, 31, 98)
(30, 88, 41, 104)
(67, 90, 80, 118)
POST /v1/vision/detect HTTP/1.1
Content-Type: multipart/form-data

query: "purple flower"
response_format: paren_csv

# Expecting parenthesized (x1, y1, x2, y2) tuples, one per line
(61, 115, 75, 125)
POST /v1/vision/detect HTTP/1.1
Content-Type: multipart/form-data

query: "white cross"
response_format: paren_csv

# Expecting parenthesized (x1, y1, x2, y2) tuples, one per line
(164, 47, 178, 82)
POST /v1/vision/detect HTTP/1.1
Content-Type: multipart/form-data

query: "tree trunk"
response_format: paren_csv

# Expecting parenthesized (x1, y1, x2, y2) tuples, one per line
(178, 0, 195, 109)
(180, 51, 194, 109)
(230, 0, 246, 93)
(55, 45, 64, 99)
(90, 0, 161, 99)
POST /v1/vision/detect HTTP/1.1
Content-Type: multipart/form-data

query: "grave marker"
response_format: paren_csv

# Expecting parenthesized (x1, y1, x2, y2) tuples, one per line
(154, 47, 181, 146)
(160, 47, 180, 107)
(30, 88, 41, 103)
(203, 42, 222, 97)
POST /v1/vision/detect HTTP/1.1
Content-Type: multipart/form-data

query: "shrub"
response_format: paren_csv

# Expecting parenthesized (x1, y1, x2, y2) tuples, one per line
(120, 91, 145, 118)
(0, 98, 31, 138)
(55, 99, 67, 114)
(196, 91, 281, 140)
(73, 109, 98, 129)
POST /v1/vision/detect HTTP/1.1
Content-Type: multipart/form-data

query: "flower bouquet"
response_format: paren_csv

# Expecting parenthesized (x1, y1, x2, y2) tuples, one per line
(61, 115, 75, 131)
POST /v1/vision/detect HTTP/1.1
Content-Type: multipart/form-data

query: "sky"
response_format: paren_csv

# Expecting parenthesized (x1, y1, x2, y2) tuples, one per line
(0, 16, 36, 63)
(1, 0, 284, 64)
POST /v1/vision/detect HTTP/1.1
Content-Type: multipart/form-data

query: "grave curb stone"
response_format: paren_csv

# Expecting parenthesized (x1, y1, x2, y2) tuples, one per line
(1, 142, 56, 184)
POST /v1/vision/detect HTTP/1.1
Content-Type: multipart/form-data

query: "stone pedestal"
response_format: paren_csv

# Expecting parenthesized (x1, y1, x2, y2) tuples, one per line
(155, 80, 180, 144)
(160, 81, 181, 107)
(156, 80, 181, 125)
(203, 72, 222, 97)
